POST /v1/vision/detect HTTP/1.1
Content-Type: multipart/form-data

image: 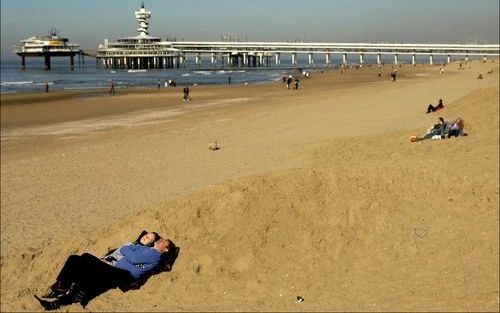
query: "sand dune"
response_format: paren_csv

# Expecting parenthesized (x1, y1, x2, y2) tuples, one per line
(1, 61, 498, 311)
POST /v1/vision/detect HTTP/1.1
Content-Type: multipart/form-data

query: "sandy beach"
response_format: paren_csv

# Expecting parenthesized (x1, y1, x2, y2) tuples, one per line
(1, 61, 499, 312)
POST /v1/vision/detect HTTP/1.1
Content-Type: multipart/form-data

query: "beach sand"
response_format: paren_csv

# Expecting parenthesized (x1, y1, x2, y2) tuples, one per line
(1, 61, 499, 312)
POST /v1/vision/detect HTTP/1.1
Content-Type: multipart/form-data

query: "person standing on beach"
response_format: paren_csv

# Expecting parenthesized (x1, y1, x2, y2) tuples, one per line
(228, 76, 231, 85)
(157, 79, 161, 89)
(183, 86, 190, 102)
(391, 69, 397, 82)
(294, 79, 300, 90)
(286, 76, 293, 89)
(109, 80, 115, 94)
(45, 82, 49, 93)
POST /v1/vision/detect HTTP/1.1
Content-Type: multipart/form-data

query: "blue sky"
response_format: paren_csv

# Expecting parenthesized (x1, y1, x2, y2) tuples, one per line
(1, 0, 498, 59)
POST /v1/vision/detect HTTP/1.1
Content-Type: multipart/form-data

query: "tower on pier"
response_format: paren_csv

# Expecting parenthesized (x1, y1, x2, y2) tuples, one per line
(135, 2, 152, 37)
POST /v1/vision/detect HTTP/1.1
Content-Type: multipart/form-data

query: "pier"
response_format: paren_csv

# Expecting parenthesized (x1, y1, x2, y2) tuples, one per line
(96, 4, 499, 70)
(14, 29, 82, 70)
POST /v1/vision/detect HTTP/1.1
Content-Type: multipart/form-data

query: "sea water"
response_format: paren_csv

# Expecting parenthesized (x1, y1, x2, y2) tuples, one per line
(0, 58, 294, 94)
(0, 54, 451, 94)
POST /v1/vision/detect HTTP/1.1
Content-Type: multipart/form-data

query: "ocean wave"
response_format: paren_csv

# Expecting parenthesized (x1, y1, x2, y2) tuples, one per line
(0, 81, 34, 86)
(193, 71, 212, 75)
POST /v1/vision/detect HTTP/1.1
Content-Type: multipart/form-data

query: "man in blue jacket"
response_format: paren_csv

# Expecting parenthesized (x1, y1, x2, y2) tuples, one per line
(35, 237, 172, 310)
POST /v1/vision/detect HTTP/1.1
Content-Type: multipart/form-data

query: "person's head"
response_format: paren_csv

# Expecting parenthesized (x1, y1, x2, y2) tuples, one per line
(153, 237, 172, 254)
(439, 99, 443, 104)
(438, 117, 445, 124)
(139, 232, 159, 246)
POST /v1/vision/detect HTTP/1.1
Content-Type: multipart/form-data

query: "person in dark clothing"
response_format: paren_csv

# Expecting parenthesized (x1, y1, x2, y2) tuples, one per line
(183, 86, 190, 101)
(109, 80, 116, 94)
(286, 76, 293, 89)
(34, 236, 173, 311)
(426, 99, 445, 113)
(294, 79, 300, 90)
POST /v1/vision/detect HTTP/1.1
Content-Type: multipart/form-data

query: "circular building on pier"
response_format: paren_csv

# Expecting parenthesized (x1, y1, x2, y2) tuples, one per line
(96, 3, 180, 70)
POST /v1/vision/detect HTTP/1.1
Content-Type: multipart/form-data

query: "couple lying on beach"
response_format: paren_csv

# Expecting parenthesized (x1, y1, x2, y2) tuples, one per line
(34, 231, 178, 311)
(412, 117, 467, 142)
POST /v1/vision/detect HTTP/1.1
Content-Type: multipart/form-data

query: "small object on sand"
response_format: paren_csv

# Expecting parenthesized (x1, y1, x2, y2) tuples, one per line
(208, 141, 220, 151)
(410, 135, 418, 142)
(477, 74, 483, 79)
(414, 228, 428, 238)
(296, 296, 304, 303)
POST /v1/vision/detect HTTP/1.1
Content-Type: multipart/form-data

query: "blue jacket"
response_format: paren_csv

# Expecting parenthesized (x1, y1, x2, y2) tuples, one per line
(115, 245, 162, 279)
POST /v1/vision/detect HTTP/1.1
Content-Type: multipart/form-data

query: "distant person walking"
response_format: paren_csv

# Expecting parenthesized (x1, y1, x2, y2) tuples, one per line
(183, 86, 190, 102)
(294, 79, 300, 90)
(157, 79, 162, 88)
(282, 75, 287, 84)
(228, 76, 231, 85)
(109, 80, 116, 94)
(390, 69, 397, 82)
(286, 76, 293, 89)
(44, 82, 49, 93)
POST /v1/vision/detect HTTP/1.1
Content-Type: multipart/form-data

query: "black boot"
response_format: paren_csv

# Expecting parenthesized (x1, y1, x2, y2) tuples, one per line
(73, 288, 90, 308)
(43, 280, 69, 298)
(34, 295, 60, 311)
(35, 282, 81, 310)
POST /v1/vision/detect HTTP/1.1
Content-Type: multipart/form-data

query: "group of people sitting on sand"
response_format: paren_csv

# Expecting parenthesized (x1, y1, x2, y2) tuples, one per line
(415, 116, 467, 141)
(411, 98, 467, 142)
(34, 231, 178, 311)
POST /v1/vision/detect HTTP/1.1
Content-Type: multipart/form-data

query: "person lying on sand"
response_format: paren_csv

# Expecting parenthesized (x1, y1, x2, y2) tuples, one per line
(426, 99, 445, 113)
(412, 117, 467, 142)
(34, 233, 173, 311)
(447, 117, 467, 138)
(102, 231, 159, 265)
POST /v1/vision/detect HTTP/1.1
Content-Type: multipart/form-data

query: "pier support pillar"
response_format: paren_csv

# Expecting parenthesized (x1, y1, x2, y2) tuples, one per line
(325, 53, 331, 66)
(393, 54, 399, 65)
(275, 53, 280, 66)
(21, 56, 26, 70)
(291, 53, 297, 66)
(259, 54, 264, 67)
(243, 53, 248, 66)
(44, 55, 51, 70)
(195, 54, 201, 66)
(429, 55, 434, 65)
(308, 53, 314, 65)
(376, 54, 381, 65)
(411, 54, 416, 66)
(70, 55, 74, 70)
(342, 53, 347, 66)
(447, 55, 451, 64)
(211, 53, 216, 64)
(359, 54, 364, 67)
